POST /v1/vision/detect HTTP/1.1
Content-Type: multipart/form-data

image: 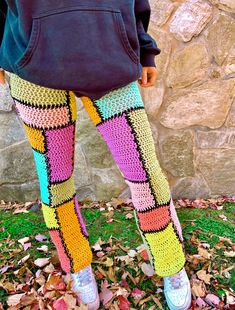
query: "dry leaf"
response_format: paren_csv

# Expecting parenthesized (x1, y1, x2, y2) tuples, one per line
(204, 293, 220, 306)
(35, 234, 47, 242)
(140, 263, 154, 277)
(34, 257, 50, 267)
(191, 279, 206, 298)
(45, 273, 66, 291)
(131, 288, 144, 299)
(53, 297, 68, 310)
(7, 293, 25, 306)
(99, 287, 113, 305)
(196, 270, 212, 284)
(151, 294, 163, 309)
(224, 251, 235, 258)
(127, 249, 137, 257)
(198, 247, 212, 259)
(125, 213, 133, 220)
(18, 254, 30, 264)
(117, 295, 131, 310)
(92, 242, 102, 251)
(23, 242, 32, 251)
(18, 237, 30, 246)
(37, 245, 48, 252)
(43, 263, 55, 273)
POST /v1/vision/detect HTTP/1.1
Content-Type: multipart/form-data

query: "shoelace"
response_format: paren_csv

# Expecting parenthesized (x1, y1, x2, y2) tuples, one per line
(73, 265, 93, 286)
(167, 269, 184, 289)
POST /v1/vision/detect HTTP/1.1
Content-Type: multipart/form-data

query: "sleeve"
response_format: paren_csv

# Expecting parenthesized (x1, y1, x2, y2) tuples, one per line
(134, 0, 161, 67)
(0, 0, 8, 47)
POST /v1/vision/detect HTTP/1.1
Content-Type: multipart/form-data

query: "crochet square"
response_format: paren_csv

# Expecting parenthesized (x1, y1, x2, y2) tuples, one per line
(144, 223, 185, 277)
(49, 229, 72, 273)
(97, 114, 147, 181)
(56, 198, 93, 272)
(32, 150, 50, 204)
(45, 123, 75, 182)
(136, 206, 171, 232)
(41, 202, 59, 229)
(93, 81, 144, 120)
(15, 99, 71, 129)
(50, 175, 76, 207)
(127, 109, 171, 205)
(23, 123, 46, 153)
(124, 180, 155, 212)
(10, 72, 68, 107)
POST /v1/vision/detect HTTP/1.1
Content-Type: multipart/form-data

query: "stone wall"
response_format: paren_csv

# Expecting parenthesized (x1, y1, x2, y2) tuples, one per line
(0, 0, 235, 202)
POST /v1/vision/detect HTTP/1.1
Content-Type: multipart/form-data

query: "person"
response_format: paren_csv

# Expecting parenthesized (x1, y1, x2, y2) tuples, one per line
(0, 1, 192, 309)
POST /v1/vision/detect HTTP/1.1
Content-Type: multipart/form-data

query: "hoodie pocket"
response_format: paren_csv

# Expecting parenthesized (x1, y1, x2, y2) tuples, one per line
(15, 6, 140, 95)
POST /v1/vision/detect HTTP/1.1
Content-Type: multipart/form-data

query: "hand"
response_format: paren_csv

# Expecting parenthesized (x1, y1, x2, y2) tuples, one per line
(0, 70, 6, 84)
(138, 66, 157, 88)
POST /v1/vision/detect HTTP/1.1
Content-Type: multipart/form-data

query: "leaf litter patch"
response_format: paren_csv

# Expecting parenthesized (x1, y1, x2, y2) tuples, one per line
(0, 196, 234, 309)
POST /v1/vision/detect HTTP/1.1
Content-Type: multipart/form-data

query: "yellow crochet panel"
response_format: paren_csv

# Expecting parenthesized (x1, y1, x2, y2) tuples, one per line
(127, 109, 171, 205)
(145, 223, 186, 277)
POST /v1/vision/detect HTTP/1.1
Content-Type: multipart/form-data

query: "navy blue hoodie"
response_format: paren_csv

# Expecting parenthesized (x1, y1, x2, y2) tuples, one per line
(0, 0, 161, 99)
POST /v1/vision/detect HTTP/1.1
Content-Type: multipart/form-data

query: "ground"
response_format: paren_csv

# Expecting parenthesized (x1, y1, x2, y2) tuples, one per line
(0, 196, 234, 309)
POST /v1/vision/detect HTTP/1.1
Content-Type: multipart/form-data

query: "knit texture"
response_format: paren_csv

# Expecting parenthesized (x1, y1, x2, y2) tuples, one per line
(9, 73, 92, 273)
(82, 80, 186, 277)
(10, 73, 185, 277)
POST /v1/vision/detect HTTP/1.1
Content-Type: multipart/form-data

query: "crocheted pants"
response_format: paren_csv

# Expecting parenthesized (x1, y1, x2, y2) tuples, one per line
(9, 73, 186, 277)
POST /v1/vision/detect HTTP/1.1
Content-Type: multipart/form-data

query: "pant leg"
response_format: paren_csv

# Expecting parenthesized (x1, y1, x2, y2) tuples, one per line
(9, 73, 92, 273)
(80, 81, 186, 277)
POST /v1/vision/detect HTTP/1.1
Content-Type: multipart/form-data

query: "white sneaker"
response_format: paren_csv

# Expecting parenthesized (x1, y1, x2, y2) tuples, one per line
(163, 267, 192, 310)
(71, 264, 100, 310)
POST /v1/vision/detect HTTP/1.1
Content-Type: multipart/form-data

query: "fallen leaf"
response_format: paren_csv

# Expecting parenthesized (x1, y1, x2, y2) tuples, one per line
(34, 257, 50, 267)
(117, 295, 131, 310)
(99, 287, 113, 305)
(18, 254, 30, 264)
(224, 251, 235, 258)
(20, 292, 38, 306)
(13, 208, 29, 214)
(196, 270, 212, 284)
(43, 263, 55, 273)
(96, 251, 105, 258)
(125, 213, 133, 220)
(7, 293, 25, 306)
(18, 237, 30, 246)
(35, 234, 47, 242)
(204, 293, 220, 307)
(53, 297, 68, 310)
(103, 257, 113, 267)
(219, 214, 227, 221)
(198, 246, 212, 259)
(151, 294, 163, 309)
(127, 249, 137, 257)
(191, 279, 206, 298)
(36, 245, 48, 252)
(132, 288, 144, 299)
(139, 249, 149, 261)
(196, 297, 207, 308)
(140, 263, 155, 277)
(63, 293, 77, 309)
(45, 273, 66, 291)
(92, 242, 103, 251)
(23, 242, 32, 251)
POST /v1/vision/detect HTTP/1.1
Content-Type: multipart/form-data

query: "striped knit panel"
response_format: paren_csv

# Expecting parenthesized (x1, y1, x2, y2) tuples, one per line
(81, 81, 185, 277)
(9, 73, 92, 273)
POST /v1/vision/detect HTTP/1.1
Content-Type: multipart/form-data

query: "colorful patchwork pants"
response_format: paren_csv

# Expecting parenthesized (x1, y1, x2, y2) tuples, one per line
(9, 72, 186, 277)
